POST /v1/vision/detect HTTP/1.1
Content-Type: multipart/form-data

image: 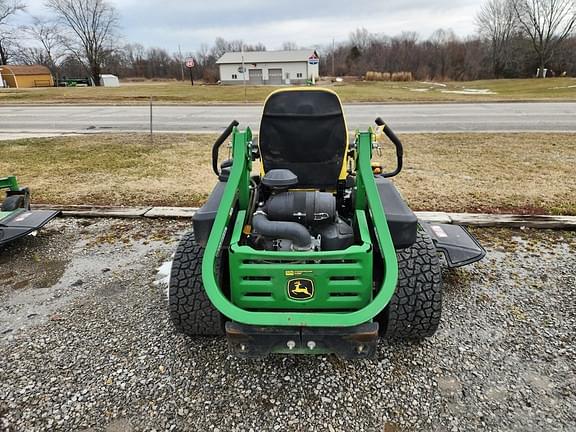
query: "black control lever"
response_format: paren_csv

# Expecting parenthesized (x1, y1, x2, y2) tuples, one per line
(212, 120, 239, 176)
(375, 117, 403, 178)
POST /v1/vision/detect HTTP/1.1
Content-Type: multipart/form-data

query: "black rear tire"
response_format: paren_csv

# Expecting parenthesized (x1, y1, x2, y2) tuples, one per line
(381, 228, 442, 340)
(1, 195, 25, 212)
(168, 232, 225, 336)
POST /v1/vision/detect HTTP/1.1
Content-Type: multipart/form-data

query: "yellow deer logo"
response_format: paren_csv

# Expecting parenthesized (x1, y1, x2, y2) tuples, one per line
(287, 279, 314, 300)
(292, 281, 310, 296)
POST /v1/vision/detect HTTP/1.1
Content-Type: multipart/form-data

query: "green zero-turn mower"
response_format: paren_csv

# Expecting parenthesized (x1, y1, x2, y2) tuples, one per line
(169, 88, 485, 359)
(0, 176, 60, 248)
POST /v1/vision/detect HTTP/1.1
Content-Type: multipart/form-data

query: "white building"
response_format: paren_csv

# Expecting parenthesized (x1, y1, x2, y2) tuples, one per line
(216, 50, 319, 85)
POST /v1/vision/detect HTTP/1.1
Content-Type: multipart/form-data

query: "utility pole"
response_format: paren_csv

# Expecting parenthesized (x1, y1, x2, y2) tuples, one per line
(242, 44, 247, 104)
(332, 37, 335, 77)
(178, 44, 185, 81)
(149, 97, 153, 143)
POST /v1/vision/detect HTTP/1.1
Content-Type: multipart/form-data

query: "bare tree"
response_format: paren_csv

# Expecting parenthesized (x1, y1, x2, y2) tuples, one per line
(429, 29, 458, 79)
(349, 27, 373, 52)
(16, 46, 50, 65)
(211, 37, 243, 58)
(281, 41, 299, 50)
(211, 37, 266, 58)
(512, 0, 576, 76)
(476, 0, 518, 77)
(0, 0, 25, 64)
(22, 17, 64, 73)
(390, 32, 421, 73)
(0, 30, 16, 64)
(45, 0, 119, 85)
(0, 0, 24, 27)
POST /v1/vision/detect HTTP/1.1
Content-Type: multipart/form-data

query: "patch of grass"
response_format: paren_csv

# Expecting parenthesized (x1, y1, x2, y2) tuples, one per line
(0, 134, 215, 207)
(0, 132, 574, 213)
(391, 133, 576, 215)
(0, 78, 575, 105)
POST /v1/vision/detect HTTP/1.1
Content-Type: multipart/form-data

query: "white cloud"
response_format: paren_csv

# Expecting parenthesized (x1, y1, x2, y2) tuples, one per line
(13, 0, 482, 52)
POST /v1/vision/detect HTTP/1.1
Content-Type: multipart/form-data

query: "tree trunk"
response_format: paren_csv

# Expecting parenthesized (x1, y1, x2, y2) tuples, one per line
(494, 60, 502, 79)
(0, 41, 7, 65)
(538, 59, 546, 78)
(91, 63, 101, 86)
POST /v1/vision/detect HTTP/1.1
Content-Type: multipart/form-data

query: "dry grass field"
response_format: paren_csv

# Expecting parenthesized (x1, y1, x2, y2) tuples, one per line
(0, 78, 575, 104)
(0, 132, 574, 215)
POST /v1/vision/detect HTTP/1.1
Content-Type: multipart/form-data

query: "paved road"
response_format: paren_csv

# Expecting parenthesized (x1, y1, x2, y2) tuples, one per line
(1, 102, 575, 134)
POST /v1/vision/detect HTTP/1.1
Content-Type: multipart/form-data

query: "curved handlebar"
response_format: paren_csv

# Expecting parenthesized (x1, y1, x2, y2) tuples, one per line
(212, 120, 239, 176)
(375, 117, 403, 178)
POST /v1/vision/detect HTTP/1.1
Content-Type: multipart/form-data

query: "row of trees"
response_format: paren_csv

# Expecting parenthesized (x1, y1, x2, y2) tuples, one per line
(477, 0, 576, 78)
(321, 0, 576, 80)
(0, 0, 575, 85)
(1, 0, 117, 84)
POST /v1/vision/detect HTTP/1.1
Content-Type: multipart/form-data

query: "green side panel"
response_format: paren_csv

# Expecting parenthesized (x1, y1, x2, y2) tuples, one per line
(0, 176, 19, 192)
(0, 208, 25, 222)
(201, 127, 399, 328)
(0, 211, 15, 221)
(0, 176, 21, 221)
(229, 210, 373, 311)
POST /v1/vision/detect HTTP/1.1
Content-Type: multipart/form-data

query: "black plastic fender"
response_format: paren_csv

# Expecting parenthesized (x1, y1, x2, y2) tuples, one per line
(192, 181, 226, 248)
(374, 177, 418, 250)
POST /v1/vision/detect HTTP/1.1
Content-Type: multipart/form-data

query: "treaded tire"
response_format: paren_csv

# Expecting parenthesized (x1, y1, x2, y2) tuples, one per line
(168, 231, 224, 336)
(1, 195, 25, 212)
(382, 228, 442, 340)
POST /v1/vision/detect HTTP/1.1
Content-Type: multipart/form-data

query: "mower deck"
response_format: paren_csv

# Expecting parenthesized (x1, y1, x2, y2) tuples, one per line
(0, 209, 60, 247)
(421, 222, 486, 268)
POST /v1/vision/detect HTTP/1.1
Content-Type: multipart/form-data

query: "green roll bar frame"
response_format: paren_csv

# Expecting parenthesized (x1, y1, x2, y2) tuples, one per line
(201, 127, 399, 327)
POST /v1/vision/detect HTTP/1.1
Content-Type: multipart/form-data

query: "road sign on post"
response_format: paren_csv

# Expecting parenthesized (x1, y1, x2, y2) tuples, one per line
(185, 58, 195, 86)
(308, 55, 319, 65)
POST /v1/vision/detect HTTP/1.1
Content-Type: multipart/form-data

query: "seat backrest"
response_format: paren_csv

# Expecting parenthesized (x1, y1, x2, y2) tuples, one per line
(259, 89, 348, 189)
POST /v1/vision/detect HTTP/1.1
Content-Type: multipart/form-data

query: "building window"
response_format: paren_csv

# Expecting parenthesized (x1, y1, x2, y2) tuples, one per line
(232, 74, 238, 79)
(296, 73, 303, 78)
(285, 72, 290, 79)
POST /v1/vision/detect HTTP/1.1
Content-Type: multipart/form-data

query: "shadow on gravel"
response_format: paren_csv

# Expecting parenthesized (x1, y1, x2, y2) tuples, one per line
(0, 226, 72, 295)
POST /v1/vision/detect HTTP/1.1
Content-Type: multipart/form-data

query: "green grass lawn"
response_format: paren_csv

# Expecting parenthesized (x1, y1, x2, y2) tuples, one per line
(1, 133, 574, 215)
(0, 78, 574, 104)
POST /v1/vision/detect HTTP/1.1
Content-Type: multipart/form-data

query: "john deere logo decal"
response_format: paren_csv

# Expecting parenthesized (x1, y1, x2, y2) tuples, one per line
(287, 279, 314, 300)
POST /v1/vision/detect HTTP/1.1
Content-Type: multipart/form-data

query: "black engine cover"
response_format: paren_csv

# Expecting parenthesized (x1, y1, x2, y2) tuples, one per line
(265, 191, 336, 226)
(313, 217, 355, 251)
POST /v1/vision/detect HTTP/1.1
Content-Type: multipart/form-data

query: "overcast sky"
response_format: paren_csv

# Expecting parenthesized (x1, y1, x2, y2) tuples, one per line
(15, 0, 482, 53)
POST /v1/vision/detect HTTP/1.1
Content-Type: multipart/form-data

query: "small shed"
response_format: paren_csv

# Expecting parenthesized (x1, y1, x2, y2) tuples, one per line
(100, 74, 120, 87)
(0, 65, 53, 88)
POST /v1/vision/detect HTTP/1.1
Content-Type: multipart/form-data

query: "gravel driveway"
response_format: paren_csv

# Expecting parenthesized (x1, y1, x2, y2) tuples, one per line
(0, 219, 574, 432)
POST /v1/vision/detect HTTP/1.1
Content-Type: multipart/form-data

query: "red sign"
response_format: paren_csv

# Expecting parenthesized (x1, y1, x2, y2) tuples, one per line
(185, 58, 195, 68)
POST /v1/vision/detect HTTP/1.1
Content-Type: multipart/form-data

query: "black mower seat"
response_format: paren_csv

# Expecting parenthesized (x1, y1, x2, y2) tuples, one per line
(259, 89, 348, 190)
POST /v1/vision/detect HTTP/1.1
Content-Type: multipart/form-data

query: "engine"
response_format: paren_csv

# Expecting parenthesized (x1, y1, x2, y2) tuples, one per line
(249, 170, 355, 252)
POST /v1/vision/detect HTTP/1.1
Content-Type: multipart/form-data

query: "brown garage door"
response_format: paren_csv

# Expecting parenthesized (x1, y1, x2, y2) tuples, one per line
(249, 69, 263, 85)
(268, 68, 283, 85)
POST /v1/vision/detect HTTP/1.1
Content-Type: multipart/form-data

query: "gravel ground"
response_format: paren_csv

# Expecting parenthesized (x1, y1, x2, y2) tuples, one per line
(0, 219, 575, 432)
